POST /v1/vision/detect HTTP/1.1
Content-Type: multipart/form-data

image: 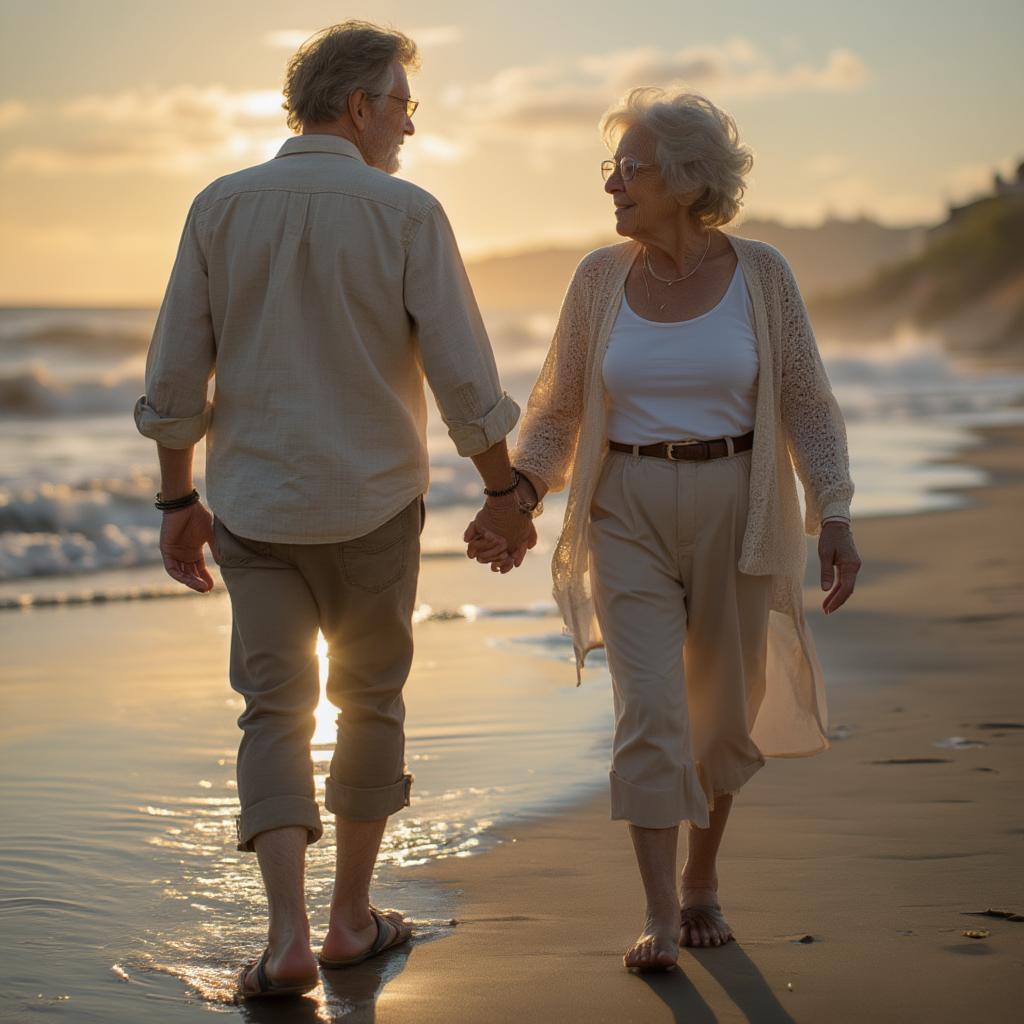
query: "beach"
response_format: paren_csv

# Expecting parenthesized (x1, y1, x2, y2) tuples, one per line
(376, 422, 1024, 1023)
(1, 421, 1021, 1021)
(2, 4, 1021, 1020)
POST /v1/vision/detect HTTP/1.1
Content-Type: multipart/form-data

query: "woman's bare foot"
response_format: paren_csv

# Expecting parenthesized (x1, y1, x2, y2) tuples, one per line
(623, 907, 680, 973)
(680, 875, 734, 947)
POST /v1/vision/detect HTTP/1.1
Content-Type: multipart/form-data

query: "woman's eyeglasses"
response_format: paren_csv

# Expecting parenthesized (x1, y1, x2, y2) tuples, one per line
(601, 156, 652, 182)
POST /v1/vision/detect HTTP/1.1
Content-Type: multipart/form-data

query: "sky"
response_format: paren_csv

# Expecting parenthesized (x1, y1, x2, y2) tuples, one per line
(0, 0, 1021, 305)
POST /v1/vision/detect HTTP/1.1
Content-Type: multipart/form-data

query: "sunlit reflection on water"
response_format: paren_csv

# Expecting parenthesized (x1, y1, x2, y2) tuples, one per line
(4, 610, 611, 1016)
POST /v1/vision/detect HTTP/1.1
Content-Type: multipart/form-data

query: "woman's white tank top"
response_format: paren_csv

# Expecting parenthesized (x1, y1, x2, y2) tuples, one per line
(602, 262, 759, 445)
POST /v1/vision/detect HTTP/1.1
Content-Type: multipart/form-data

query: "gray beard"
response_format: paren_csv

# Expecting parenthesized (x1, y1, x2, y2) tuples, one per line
(366, 123, 402, 175)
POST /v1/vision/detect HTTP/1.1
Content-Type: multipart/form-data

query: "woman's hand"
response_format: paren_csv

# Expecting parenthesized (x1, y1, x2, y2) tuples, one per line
(463, 519, 537, 573)
(818, 521, 861, 614)
(464, 489, 538, 573)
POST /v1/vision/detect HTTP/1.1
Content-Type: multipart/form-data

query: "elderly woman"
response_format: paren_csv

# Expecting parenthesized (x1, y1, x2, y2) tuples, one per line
(481, 88, 861, 972)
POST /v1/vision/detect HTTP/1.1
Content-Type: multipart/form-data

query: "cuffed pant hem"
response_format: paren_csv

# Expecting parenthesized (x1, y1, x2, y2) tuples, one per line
(609, 766, 710, 830)
(235, 794, 323, 853)
(325, 772, 412, 821)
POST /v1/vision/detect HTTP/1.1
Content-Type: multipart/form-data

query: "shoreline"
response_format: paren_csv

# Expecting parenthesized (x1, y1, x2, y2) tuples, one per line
(375, 423, 1024, 1023)
(2, 422, 1022, 1020)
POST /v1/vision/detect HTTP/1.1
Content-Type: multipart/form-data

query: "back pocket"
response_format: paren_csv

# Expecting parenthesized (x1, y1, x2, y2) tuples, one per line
(340, 502, 416, 593)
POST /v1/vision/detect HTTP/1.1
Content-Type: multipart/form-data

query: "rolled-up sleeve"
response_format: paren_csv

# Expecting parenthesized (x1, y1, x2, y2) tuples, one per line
(133, 197, 216, 449)
(403, 202, 519, 457)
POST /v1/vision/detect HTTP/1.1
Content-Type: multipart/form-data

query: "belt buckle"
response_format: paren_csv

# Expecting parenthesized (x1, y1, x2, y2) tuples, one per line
(666, 439, 701, 461)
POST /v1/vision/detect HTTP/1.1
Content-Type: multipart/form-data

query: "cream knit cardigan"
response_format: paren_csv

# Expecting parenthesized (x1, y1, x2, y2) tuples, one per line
(512, 234, 854, 758)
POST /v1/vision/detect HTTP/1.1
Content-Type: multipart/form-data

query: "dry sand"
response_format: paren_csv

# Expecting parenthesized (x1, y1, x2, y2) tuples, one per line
(373, 424, 1024, 1023)
(6, 426, 1022, 1023)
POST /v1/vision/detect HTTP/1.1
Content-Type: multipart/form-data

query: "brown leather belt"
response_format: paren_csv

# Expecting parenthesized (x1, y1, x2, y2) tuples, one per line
(608, 430, 754, 462)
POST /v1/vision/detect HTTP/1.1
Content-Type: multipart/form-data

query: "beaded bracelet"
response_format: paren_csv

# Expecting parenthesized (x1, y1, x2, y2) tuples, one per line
(483, 467, 520, 498)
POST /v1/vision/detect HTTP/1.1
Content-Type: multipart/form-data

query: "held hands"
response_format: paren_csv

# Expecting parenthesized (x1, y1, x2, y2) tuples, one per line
(818, 521, 861, 614)
(160, 501, 217, 593)
(463, 487, 538, 574)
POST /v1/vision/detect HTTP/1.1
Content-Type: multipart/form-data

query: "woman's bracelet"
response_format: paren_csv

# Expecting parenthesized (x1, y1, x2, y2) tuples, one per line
(514, 470, 538, 503)
(155, 487, 200, 512)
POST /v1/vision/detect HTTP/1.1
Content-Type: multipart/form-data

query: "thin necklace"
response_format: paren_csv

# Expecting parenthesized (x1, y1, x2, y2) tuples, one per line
(641, 233, 712, 313)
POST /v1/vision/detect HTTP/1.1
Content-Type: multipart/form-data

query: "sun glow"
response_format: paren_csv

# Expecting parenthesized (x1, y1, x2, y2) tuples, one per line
(312, 631, 336, 749)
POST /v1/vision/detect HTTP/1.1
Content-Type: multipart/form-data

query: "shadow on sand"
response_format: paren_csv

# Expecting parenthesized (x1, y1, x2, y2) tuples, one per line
(641, 942, 797, 1024)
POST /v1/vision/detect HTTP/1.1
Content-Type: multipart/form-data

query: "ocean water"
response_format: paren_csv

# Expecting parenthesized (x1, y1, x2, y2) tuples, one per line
(2, 585, 609, 1019)
(2, 306, 1022, 588)
(2, 305, 1023, 1018)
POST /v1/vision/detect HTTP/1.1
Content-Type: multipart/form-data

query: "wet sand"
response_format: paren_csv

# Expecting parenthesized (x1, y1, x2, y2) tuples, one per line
(3, 427, 1022, 1021)
(376, 424, 1024, 1023)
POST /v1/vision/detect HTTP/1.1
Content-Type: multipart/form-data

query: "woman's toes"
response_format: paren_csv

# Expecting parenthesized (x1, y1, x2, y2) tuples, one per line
(626, 930, 678, 971)
(654, 945, 677, 967)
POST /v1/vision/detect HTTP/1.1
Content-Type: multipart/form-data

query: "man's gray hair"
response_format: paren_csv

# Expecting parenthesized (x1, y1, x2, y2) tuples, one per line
(601, 87, 754, 228)
(282, 21, 420, 132)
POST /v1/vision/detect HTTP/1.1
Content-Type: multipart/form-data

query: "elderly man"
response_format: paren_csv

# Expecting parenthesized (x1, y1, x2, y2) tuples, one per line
(133, 20, 538, 999)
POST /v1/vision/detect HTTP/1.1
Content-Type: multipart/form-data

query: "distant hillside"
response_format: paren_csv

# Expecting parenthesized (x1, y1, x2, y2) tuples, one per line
(464, 217, 926, 312)
(809, 193, 1024, 362)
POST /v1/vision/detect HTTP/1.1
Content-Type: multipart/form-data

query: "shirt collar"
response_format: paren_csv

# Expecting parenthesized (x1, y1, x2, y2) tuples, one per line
(275, 134, 366, 163)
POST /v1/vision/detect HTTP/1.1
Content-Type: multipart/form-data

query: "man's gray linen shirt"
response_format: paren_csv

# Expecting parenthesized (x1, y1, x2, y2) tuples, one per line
(134, 134, 520, 543)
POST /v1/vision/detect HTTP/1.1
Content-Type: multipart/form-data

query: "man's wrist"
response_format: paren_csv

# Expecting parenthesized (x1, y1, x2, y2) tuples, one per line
(483, 468, 520, 498)
(155, 487, 200, 512)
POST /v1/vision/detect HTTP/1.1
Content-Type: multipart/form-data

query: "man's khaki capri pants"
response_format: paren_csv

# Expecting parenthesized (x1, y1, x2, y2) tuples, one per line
(211, 496, 424, 852)
(588, 448, 771, 831)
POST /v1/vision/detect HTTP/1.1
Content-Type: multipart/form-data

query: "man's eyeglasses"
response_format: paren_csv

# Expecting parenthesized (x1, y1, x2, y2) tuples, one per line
(370, 93, 419, 119)
(601, 156, 653, 182)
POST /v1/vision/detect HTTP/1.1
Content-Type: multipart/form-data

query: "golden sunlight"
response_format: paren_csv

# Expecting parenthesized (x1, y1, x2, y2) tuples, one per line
(312, 631, 335, 751)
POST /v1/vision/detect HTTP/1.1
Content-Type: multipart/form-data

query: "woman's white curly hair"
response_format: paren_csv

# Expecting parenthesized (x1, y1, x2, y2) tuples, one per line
(601, 87, 754, 228)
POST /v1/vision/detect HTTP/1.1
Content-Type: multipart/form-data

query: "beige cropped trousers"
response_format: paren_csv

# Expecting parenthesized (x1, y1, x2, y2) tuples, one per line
(212, 496, 423, 852)
(588, 447, 771, 830)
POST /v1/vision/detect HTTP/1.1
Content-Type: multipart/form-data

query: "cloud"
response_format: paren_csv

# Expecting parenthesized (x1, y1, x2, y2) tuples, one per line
(409, 26, 464, 48)
(410, 133, 468, 163)
(0, 100, 29, 130)
(1, 83, 469, 178)
(62, 85, 284, 130)
(264, 25, 464, 50)
(3, 86, 286, 175)
(580, 42, 868, 98)
(458, 41, 870, 142)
